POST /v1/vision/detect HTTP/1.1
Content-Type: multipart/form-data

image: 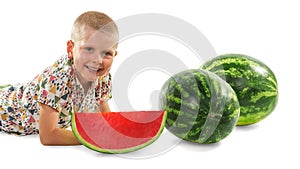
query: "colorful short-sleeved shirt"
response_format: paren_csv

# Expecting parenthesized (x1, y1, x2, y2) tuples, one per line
(0, 54, 112, 135)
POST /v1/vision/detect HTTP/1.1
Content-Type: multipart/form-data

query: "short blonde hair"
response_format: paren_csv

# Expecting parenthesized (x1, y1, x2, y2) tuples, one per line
(71, 11, 119, 48)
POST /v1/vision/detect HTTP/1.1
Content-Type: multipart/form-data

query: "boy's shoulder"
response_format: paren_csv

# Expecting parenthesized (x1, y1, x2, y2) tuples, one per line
(52, 54, 73, 71)
(43, 54, 73, 77)
(30, 54, 74, 87)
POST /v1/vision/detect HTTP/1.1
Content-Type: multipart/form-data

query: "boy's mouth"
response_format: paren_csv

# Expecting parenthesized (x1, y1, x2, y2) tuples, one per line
(86, 65, 103, 74)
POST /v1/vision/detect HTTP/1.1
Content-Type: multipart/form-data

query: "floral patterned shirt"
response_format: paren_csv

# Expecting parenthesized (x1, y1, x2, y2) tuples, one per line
(0, 54, 112, 135)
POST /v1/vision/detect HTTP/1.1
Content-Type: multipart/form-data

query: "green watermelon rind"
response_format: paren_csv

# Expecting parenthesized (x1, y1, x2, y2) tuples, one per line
(71, 111, 167, 154)
(200, 53, 278, 125)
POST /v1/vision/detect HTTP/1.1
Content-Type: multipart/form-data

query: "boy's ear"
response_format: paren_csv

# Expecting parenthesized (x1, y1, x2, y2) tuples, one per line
(114, 51, 118, 57)
(67, 40, 74, 58)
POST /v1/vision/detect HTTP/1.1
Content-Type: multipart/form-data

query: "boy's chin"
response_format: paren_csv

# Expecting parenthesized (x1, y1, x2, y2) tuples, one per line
(86, 73, 106, 81)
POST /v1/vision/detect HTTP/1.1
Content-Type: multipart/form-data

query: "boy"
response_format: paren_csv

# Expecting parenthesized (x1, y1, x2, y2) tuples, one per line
(0, 11, 118, 145)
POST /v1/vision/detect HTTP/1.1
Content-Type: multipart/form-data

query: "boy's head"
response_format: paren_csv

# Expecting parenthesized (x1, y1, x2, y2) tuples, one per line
(67, 11, 119, 84)
(71, 11, 119, 48)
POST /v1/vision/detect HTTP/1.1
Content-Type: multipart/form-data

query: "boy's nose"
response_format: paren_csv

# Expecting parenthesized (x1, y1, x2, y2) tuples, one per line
(93, 53, 103, 64)
(98, 55, 103, 64)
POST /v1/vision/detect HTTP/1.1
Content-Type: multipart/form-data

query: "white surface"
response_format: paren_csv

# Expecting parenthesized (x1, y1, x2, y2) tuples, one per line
(0, 0, 299, 168)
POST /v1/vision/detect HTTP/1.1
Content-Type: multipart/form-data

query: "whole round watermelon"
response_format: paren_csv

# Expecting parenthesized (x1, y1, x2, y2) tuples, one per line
(200, 54, 278, 126)
(159, 69, 240, 144)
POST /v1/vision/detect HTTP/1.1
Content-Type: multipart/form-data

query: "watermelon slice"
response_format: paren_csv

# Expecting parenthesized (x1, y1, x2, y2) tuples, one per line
(71, 111, 166, 154)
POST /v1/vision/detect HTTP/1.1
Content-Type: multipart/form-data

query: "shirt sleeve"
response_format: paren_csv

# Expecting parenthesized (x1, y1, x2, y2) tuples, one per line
(36, 71, 70, 113)
(35, 55, 72, 113)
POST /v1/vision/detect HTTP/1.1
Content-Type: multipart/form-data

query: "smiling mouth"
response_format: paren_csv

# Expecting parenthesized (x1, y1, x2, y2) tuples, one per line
(86, 65, 103, 73)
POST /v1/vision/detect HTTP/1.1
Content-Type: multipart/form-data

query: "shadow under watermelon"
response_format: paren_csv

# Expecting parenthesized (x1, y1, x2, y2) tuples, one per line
(178, 140, 221, 152)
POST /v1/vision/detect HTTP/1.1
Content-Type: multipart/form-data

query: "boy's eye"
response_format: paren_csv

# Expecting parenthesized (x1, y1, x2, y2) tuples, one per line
(105, 52, 113, 56)
(103, 51, 114, 59)
(85, 47, 94, 52)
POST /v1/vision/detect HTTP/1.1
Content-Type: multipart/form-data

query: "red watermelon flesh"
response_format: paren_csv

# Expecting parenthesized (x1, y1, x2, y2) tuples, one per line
(72, 111, 166, 154)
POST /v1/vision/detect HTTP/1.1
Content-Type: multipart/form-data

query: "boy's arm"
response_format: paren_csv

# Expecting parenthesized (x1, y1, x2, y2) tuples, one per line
(38, 103, 81, 146)
(100, 101, 111, 112)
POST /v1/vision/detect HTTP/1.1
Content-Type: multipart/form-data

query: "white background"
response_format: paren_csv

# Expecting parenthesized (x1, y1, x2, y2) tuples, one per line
(0, 0, 299, 168)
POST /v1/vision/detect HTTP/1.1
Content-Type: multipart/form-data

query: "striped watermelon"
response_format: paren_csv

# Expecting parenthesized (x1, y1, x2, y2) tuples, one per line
(200, 54, 278, 126)
(159, 69, 240, 144)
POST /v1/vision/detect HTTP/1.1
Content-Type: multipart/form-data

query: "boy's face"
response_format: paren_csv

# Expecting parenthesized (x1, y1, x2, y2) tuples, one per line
(68, 28, 117, 83)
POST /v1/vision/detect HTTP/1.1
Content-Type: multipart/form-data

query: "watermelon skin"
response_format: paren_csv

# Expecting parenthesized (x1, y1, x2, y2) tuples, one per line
(200, 54, 278, 125)
(159, 69, 240, 144)
(71, 111, 167, 154)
